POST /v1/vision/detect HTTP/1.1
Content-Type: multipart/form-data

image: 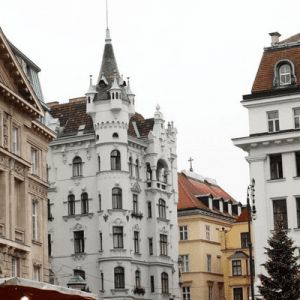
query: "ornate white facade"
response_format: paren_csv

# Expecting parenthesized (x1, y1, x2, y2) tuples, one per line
(233, 32, 300, 297)
(47, 29, 180, 300)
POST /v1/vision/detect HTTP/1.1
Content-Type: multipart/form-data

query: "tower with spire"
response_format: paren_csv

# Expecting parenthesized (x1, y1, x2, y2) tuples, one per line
(47, 25, 180, 300)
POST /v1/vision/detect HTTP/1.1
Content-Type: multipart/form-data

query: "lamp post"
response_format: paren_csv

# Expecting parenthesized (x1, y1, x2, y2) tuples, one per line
(247, 178, 256, 300)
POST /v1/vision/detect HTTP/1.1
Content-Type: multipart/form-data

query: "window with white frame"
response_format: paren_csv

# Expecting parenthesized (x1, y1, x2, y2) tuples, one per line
(158, 199, 166, 219)
(161, 272, 169, 294)
(294, 108, 300, 129)
(160, 234, 168, 256)
(273, 199, 288, 230)
(179, 225, 188, 240)
(270, 154, 283, 180)
(205, 224, 211, 240)
(31, 148, 38, 175)
(114, 267, 125, 289)
(133, 194, 138, 214)
(32, 201, 38, 240)
(182, 287, 191, 300)
(112, 187, 122, 209)
(180, 255, 189, 272)
(279, 63, 292, 85)
(12, 126, 19, 155)
(81, 192, 89, 214)
(267, 110, 280, 132)
(232, 260, 242, 276)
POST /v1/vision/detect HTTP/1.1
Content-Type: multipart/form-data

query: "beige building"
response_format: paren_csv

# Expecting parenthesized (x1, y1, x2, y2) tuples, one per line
(0, 28, 55, 281)
(178, 170, 242, 300)
(221, 208, 251, 300)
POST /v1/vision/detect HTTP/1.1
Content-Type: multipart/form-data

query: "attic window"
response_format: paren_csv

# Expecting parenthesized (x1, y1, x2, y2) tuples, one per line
(279, 64, 291, 85)
(112, 132, 119, 138)
(274, 60, 296, 87)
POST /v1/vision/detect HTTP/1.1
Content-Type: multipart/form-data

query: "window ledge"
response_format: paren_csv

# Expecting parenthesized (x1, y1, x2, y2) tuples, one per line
(134, 252, 142, 256)
(267, 178, 286, 183)
(159, 254, 170, 259)
(293, 227, 300, 231)
(293, 176, 300, 180)
(110, 248, 126, 253)
(157, 217, 170, 223)
(32, 240, 42, 246)
(63, 213, 94, 221)
(71, 252, 87, 260)
(111, 288, 129, 295)
(70, 175, 83, 179)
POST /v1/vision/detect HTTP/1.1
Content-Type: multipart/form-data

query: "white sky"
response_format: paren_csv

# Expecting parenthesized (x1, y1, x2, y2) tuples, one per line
(1, 0, 299, 203)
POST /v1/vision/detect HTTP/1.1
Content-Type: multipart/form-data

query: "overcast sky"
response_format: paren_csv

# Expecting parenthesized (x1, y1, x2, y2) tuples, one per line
(1, 0, 300, 203)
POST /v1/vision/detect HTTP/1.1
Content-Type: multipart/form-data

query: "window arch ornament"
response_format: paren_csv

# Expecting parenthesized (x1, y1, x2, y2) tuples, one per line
(273, 59, 297, 87)
(72, 156, 82, 177)
(111, 150, 121, 170)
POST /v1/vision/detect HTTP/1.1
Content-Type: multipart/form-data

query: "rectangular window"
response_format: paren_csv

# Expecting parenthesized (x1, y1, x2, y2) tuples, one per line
(150, 275, 155, 293)
(11, 257, 20, 277)
(32, 201, 38, 240)
(294, 108, 300, 129)
(180, 255, 189, 272)
(208, 285, 213, 300)
(233, 287, 243, 300)
(48, 234, 52, 257)
(160, 234, 168, 256)
(148, 238, 153, 255)
(74, 231, 85, 253)
(147, 202, 152, 218)
(33, 266, 40, 281)
(99, 232, 103, 251)
(179, 225, 188, 240)
(99, 194, 102, 211)
(47, 199, 53, 221)
(232, 260, 242, 276)
(205, 225, 210, 240)
(134, 231, 140, 253)
(207, 254, 212, 272)
(31, 148, 38, 175)
(295, 152, 300, 177)
(240, 232, 249, 249)
(12, 126, 19, 155)
(100, 272, 104, 291)
(113, 226, 123, 249)
(296, 198, 300, 228)
(267, 110, 280, 132)
(273, 199, 288, 229)
(270, 154, 283, 180)
(133, 194, 138, 214)
(182, 287, 191, 300)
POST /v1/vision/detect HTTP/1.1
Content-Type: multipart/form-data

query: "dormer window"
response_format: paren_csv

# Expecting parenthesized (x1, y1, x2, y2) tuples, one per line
(274, 60, 296, 87)
(279, 64, 291, 86)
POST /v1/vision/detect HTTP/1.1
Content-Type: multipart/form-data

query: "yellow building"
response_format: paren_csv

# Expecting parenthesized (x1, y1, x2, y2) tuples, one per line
(178, 171, 243, 300)
(221, 208, 251, 300)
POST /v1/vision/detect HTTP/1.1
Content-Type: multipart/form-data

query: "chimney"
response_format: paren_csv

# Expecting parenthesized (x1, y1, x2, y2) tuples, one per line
(269, 32, 281, 46)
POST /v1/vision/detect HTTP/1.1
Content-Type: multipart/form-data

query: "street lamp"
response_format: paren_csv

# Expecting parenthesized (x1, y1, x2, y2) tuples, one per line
(247, 178, 256, 300)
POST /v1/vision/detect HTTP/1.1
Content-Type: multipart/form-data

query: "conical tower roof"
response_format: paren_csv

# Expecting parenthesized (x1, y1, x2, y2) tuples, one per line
(97, 29, 119, 84)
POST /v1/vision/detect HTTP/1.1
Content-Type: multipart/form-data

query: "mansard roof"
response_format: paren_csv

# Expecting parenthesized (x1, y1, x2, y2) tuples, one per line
(177, 171, 238, 218)
(48, 98, 154, 138)
(249, 32, 300, 96)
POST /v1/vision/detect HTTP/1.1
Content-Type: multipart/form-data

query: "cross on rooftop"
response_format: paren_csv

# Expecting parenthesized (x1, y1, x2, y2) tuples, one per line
(188, 157, 194, 172)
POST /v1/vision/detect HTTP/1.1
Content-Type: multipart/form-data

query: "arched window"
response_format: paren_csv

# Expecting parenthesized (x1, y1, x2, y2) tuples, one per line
(279, 63, 292, 86)
(129, 157, 133, 176)
(114, 267, 125, 289)
(112, 132, 119, 138)
(135, 270, 141, 288)
(135, 159, 139, 179)
(158, 199, 166, 219)
(111, 150, 121, 170)
(68, 194, 75, 216)
(112, 188, 122, 209)
(73, 157, 82, 177)
(81, 192, 89, 214)
(161, 272, 169, 294)
(98, 155, 101, 172)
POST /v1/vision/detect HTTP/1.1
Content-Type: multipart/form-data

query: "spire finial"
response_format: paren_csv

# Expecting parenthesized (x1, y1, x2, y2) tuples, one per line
(188, 157, 194, 172)
(89, 75, 93, 86)
(105, 0, 112, 43)
(106, 0, 109, 30)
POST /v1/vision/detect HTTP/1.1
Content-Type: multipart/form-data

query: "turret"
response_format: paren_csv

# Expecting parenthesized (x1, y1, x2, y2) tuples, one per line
(86, 75, 97, 115)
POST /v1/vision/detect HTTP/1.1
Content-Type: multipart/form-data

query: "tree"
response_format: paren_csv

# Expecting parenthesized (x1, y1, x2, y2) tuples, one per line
(258, 220, 300, 299)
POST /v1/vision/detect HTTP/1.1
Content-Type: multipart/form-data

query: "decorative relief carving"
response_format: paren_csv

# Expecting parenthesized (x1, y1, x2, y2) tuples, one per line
(0, 153, 9, 169)
(2, 113, 9, 150)
(13, 162, 26, 177)
(28, 182, 47, 198)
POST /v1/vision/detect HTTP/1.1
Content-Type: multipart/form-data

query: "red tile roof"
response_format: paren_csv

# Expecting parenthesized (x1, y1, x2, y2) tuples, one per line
(177, 172, 237, 217)
(235, 206, 249, 222)
(251, 33, 300, 93)
(49, 99, 154, 138)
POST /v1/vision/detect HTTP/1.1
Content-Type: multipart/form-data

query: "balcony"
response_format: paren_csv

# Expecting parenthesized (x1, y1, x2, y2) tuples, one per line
(145, 180, 171, 195)
(133, 287, 145, 295)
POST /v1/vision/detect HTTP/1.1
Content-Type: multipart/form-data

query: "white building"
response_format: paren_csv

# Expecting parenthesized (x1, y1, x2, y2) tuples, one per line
(233, 32, 300, 297)
(47, 28, 180, 300)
